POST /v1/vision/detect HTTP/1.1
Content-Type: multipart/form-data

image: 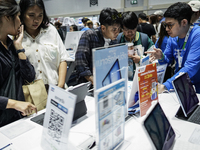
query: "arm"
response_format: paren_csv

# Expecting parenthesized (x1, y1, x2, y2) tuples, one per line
(58, 61, 67, 88)
(130, 52, 140, 64)
(158, 83, 166, 94)
(85, 75, 93, 85)
(56, 25, 69, 87)
(6, 99, 37, 116)
(164, 33, 200, 90)
(13, 25, 26, 60)
(146, 37, 174, 64)
(13, 25, 35, 82)
(0, 96, 37, 115)
(75, 32, 93, 79)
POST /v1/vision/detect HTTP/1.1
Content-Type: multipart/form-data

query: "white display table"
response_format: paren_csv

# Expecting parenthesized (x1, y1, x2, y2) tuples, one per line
(1, 93, 200, 150)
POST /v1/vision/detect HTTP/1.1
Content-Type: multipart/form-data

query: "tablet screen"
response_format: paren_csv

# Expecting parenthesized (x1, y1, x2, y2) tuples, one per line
(144, 103, 175, 150)
(172, 73, 199, 117)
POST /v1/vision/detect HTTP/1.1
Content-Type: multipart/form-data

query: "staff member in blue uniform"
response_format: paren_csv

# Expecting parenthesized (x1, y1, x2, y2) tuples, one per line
(147, 2, 200, 93)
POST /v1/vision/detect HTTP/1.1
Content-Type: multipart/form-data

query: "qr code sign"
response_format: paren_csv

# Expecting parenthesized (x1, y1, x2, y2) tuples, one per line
(48, 109, 64, 139)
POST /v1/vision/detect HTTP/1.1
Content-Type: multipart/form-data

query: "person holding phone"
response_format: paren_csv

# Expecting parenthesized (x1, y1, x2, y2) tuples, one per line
(117, 11, 154, 80)
(19, 0, 69, 90)
(0, 0, 37, 127)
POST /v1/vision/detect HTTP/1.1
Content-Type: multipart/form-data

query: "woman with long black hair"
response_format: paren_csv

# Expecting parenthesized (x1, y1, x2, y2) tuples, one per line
(0, 0, 37, 127)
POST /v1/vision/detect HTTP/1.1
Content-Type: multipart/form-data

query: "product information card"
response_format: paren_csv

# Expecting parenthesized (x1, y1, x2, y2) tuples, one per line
(93, 44, 128, 149)
(41, 85, 77, 150)
(95, 79, 125, 150)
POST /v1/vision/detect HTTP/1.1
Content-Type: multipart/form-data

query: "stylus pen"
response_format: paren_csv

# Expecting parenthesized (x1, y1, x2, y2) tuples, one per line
(0, 143, 12, 150)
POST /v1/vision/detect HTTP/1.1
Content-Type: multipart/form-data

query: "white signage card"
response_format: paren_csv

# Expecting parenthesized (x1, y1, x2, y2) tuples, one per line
(41, 85, 77, 150)
(157, 64, 167, 84)
(64, 31, 84, 53)
(94, 79, 125, 150)
(93, 44, 128, 149)
(140, 55, 150, 66)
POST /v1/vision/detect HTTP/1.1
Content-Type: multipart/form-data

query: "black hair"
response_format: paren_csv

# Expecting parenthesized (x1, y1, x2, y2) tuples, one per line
(71, 24, 78, 31)
(0, 0, 20, 24)
(164, 2, 192, 25)
(96, 22, 100, 26)
(54, 21, 62, 29)
(138, 13, 147, 21)
(122, 11, 138, 30)
(99, 7, 122, 26)
(82, 17, 89, 24)
(19, 0, 49, 29)
(157, 22, 169, 48)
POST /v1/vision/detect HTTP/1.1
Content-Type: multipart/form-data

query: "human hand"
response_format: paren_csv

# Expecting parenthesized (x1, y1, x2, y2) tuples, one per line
(132, 55, 140, 63)
(145, 48, 163, 62)
(158, 83, 165, 94)
(13, 100, 37, 116)
(13, 25, 24, 50)
(85, 75, 93, 85)
(129, 51, 140, 63)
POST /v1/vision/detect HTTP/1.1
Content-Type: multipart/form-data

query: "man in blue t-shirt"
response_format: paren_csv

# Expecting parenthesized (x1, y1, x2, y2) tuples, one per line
(147, 2, 200, 93)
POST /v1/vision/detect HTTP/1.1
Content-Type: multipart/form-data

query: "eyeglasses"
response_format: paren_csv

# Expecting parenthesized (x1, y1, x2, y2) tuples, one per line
(162, 23, 175, 30)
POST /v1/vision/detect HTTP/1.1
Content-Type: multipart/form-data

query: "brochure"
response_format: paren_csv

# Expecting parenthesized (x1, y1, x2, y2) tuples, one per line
(137, 63, 158, 117)
(94, 79, 125, 150)
(146, 45, 155, 54)
(41, 85, 77, 150)
(140, 55, 150, 66)
(157, 64, 167, 84)
(133, 44, 144, 57)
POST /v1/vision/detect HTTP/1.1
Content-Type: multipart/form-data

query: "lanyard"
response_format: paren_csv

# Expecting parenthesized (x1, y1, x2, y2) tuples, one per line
(177, 26, 193, 68)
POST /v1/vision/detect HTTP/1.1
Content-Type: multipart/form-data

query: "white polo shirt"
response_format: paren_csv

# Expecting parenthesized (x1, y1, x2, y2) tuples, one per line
(22, 24, 69, 85)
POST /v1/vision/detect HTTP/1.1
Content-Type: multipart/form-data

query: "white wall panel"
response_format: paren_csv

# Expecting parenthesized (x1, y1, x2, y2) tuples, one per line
(149, 0, 189, 6)
(44, 0, 122, 16)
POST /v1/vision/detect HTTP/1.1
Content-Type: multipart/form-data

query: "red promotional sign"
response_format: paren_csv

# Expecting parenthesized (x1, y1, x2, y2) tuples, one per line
(137, 63, 158, 117)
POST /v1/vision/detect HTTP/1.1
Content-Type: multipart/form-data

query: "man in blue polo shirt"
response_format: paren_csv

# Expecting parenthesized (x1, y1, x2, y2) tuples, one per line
(147, 2, 200, 93)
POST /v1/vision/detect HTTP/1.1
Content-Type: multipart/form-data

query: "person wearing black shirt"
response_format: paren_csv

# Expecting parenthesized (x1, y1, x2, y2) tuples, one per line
(137, 13, 157, 43)
(0, 0, 37, 127)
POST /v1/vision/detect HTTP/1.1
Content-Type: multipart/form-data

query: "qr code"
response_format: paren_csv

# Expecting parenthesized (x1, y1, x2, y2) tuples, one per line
(48, 109, 64, 140)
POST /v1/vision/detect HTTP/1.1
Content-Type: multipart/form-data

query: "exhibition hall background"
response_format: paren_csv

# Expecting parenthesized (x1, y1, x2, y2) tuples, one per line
(16, 0, 190, 20)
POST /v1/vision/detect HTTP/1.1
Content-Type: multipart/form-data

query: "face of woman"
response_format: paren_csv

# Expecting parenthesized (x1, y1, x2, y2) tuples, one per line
(11, 12, 22, 36)
(5, 12, 21, 36)
(23, 5, 44, 33)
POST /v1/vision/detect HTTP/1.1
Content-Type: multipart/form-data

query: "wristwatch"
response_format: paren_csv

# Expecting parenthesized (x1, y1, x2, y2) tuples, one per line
(16, 49, 25, 54)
